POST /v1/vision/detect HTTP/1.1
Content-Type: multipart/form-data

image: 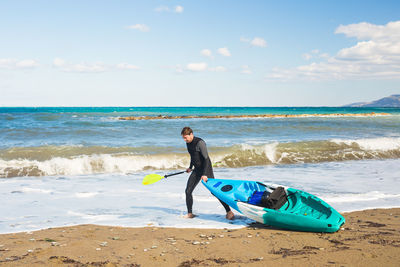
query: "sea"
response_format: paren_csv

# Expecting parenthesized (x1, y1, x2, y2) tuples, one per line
(1, 107, 400, 233)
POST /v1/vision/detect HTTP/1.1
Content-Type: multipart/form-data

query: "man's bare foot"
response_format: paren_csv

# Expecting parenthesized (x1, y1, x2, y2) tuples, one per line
(183, 213, 196, 219)
(226, 211, 235, 220)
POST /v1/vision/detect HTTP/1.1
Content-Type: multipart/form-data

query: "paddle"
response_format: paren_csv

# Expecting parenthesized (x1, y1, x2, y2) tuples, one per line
(142, 171, 186, 185)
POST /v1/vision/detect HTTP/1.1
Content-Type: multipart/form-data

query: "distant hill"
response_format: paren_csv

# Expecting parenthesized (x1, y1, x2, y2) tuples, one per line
(345, 94, 400, 107)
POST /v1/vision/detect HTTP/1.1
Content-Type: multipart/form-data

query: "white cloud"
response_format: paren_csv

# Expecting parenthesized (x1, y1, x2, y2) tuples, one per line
(209, 66, 227, 72)
(128, 24, 150, 32)
(267, 20, 400, 81)
(65, 62, 107, 73)
(335, 21, 400, 40)
(319, 53, 330, 59)
(241, 37, 267, 47)
(187, 62, 208, 71)
(250, 37, 267, 47)
(302, 50, 328, 61)
(53, 58, 139, 73)
(201, 49, 213, 58)
(116, 63, 140, 70)
(0, 58, 14, 68)
(172, 63, 227, 73)
(161, 64, 185, 74)
(155, 6, 170, 12)
(241, 65, 252, 74)
(53, 58, 66, 67)
(302, 53, 313, 60)
(175, 5, 184, 13)
(155, 5, 183, 13)
(218, 47, 231, 57)
(0, 58, 39, 69)
(15, 59, 39, 68)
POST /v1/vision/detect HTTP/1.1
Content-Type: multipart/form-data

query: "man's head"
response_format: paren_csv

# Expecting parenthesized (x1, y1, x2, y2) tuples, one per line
(181, 127, 194, 143)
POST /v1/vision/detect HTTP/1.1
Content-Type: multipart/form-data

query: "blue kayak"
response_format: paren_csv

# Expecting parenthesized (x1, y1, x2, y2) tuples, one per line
(202, 178, 345, 233)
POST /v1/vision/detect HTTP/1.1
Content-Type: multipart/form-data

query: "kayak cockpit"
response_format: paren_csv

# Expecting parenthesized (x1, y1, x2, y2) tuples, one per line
(245, 188, 334, 221)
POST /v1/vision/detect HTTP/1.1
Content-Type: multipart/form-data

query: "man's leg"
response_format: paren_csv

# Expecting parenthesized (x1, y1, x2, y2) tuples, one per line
(214, 195, 235, 220)
(207, 176, 235, 220)
(185, 171, 201, 217)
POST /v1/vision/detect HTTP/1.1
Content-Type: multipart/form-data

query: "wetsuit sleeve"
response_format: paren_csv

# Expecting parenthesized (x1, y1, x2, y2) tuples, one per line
(187, 144, 194, 169)
(197, 140, 211, 176)
(189, 159, 194, 169)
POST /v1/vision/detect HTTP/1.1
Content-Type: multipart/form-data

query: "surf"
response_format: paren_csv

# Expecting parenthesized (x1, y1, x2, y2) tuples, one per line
(1, 137, 400, 178)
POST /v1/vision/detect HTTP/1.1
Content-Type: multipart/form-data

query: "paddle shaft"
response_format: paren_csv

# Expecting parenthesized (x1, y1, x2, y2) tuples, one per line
(256, 181, 276, 190)
(164, 171, 186, 178)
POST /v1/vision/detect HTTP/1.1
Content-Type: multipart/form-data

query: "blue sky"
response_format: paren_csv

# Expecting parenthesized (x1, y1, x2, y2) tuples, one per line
(1, 0, 399, 106)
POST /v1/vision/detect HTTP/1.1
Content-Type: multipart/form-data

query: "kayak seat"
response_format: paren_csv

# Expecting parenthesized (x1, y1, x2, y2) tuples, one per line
(283, 192, 300, 211)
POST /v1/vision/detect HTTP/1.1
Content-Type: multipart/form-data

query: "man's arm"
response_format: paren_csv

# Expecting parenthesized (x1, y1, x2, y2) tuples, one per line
(189, 159, 194, 169)
(187, 160, 194, 172)
(198, 140, 211, 176)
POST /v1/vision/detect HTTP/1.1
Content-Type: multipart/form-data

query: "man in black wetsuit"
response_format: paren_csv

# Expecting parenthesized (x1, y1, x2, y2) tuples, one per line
(181, 127, 235, 220)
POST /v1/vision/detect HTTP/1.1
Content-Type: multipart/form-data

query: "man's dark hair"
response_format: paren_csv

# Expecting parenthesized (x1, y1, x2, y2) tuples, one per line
(181, 127, 193, 136)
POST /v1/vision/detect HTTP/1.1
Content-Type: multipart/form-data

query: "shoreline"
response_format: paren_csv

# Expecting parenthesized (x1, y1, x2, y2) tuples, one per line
(1, 208, 399, 266)
(119, 112, 391, 121)
(1, 205, 399, 235)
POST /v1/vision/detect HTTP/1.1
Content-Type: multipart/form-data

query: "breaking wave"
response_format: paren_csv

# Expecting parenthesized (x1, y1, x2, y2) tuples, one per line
(1, 137, 400, 178)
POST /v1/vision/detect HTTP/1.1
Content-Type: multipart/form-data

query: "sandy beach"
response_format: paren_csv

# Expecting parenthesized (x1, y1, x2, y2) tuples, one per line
(0, 208, 398, 266)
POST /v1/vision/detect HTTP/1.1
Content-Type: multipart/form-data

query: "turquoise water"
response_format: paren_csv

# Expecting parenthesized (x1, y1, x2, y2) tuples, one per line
(0, 107, 400, 177)
(2, 106, 400, 116)
(1, 106, 400, 233)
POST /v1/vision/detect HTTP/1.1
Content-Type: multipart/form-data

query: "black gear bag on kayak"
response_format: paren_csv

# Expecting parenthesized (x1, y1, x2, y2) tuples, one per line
(248, 187, 287, 210)
(261, 187, 287, 210)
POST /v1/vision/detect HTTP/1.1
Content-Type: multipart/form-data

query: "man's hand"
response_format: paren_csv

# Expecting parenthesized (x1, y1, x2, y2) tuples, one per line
(201, 176, 208, 182)
(186, 168, 192, 173)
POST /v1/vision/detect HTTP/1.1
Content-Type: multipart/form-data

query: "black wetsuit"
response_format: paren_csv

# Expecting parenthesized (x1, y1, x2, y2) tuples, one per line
(185, 136, 231, 214)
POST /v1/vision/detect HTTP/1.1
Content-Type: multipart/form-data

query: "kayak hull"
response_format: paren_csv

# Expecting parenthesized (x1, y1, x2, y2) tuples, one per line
(202, 178, 345, 233)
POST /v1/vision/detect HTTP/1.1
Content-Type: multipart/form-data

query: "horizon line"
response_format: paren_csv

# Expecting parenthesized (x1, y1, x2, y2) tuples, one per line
(0, 105, 379, 108)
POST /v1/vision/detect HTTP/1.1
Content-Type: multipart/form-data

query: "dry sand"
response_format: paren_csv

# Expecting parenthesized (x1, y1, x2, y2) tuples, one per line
(119, 112, 390, 121)
(0, 208, 399, 266)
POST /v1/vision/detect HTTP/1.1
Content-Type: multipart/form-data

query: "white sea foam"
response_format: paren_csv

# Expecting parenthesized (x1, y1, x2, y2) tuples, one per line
(0, 154, 189, 178)
(322, 192, 400, 203)
(1, 137, 400, 178)
(331, 137, 400, 151)
(75, 192, 99, 198)
(237, 142, 278, 163)
(0, 159, 399, 233)
(263, 143, 279, 163)
(21, 187, 52, 194)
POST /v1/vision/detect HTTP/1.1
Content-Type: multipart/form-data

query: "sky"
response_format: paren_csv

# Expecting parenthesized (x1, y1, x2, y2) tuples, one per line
(0, 0, 400, 107)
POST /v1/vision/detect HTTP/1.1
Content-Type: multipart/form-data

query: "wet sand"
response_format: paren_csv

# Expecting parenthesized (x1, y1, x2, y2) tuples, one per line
(119, 112, 390, 121)
(0, 208, 399, 266)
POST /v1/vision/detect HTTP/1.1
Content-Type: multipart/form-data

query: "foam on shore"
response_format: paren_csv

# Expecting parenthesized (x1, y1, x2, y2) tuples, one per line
(1, 159, 399, 233)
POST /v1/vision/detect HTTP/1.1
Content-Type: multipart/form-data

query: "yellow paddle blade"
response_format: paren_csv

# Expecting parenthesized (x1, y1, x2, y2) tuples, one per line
(142, 174, 164, 185)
